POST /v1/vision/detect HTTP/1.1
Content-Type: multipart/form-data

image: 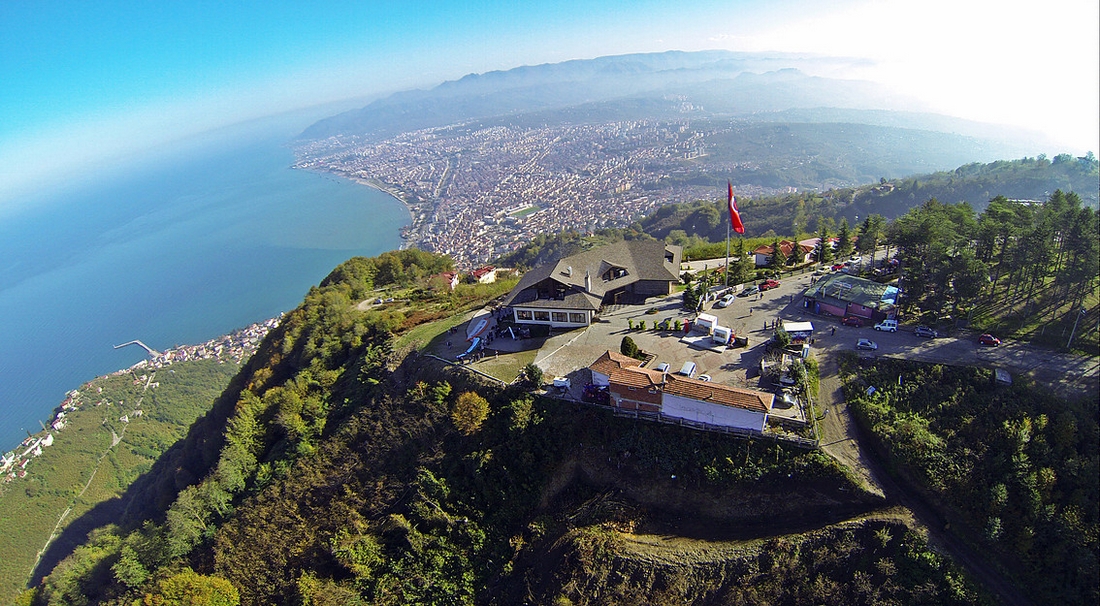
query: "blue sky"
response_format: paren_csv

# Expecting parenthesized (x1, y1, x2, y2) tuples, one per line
(2, 0, 1097, 210)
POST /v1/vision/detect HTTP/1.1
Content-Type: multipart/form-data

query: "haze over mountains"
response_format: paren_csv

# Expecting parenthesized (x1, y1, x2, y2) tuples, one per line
(300, 50, 1048, 161)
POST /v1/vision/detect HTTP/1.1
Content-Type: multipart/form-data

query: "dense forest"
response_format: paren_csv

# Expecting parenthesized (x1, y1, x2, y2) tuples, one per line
(887, 191, 1099, 349)
(841, 357, 1099, 605)
(25, 249, 990, 605)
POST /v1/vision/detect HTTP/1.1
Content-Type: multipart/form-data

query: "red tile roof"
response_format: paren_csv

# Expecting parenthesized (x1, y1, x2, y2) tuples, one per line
(589, 350, 643, 376)
(607, 366, 665, 390)
(664, 375, 773, 413)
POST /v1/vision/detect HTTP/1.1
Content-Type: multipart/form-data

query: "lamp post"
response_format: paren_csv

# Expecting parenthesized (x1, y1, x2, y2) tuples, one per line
(1067, 307, 1088, 349)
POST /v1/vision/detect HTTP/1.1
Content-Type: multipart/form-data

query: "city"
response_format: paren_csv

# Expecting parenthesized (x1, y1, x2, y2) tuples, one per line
(294, 118, 786, 268)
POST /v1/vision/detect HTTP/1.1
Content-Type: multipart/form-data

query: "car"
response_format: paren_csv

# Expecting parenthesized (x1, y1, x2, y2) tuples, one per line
(849, 255, 861, 263)
(677, 361, 697, 378)
(739, 285, 760, 297)
(716, 293, 736, 308)
(758, 279, 781, 291)
(978, 334, 1001, 346)
(654, 362, 670, 373)
(914, 326, 938, 338)
(698, 374, 712, 382)
(831, 263, 846, 271)
(842, 316, 864, 328)
(856, 338, 878, 351)
(874, 319, 898, 332)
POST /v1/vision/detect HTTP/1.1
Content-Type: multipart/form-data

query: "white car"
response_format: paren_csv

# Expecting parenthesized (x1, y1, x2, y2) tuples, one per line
(716, 294, 735, 308)
(654, 362, 670, 373)
(698, 374, 712, 382)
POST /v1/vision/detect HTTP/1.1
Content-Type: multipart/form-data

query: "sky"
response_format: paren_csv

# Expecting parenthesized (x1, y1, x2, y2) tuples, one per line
(1, 0, 1097, 211)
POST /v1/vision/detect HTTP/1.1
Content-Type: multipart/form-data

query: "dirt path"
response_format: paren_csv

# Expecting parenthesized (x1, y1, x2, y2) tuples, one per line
(616, 506, 916, 566)
(815, 357, 885, 498)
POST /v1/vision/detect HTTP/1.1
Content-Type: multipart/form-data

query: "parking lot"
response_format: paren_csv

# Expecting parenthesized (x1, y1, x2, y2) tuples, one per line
(530, 267, 1098, 400)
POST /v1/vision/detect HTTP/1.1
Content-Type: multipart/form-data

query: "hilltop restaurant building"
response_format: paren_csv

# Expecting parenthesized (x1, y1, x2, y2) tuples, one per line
(502, 240, 681, 328)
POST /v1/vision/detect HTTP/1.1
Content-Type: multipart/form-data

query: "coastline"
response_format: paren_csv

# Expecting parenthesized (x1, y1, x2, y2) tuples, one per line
(293, 164, 429, 250)
(0, 316, 281, 480)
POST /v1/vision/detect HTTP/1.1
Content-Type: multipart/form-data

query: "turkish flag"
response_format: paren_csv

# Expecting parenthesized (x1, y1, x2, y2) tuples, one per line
(728, 181, 745, 234)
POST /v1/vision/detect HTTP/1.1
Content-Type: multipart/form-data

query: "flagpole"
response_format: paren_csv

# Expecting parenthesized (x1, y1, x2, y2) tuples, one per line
(725, 205, 730, 287)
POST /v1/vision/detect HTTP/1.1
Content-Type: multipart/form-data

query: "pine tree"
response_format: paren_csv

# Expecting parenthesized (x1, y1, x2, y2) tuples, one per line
(816, 223, 833, 264)
(836, 219, 853, 259)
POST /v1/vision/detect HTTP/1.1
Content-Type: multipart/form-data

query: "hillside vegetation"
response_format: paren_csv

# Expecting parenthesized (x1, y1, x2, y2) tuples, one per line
(640, 155, 1097, 243)
(0, 359, 241, 605)
(25, 249, 989, 606)
(841, 356, 1099, 605)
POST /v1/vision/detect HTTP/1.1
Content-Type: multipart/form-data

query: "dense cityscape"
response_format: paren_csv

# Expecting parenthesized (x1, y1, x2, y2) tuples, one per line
(294, 119, 785, 268)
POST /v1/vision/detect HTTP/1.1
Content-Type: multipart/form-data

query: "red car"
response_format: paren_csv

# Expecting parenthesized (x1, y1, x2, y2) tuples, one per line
(978, 334, 1001, 346)
(842, 316, 864, 328)
(759, 279, 781, 291)
(831, 264, 846, 271)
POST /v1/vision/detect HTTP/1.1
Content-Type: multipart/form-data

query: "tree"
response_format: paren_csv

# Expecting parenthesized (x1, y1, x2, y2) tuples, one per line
(523, 362, 543, 388)
(620, 336, 640, 359)
(768, 238, 785, 270)
(949, 249, 989, 307)
(731, 238, 755, 284)
(816, 223, 833, 264)
(143, 569, 240, 606)
(451, 392, 490, 435)
(774, 326, 791, 349)
(836, 219, 854, 259)
(112, 545, 149, 588)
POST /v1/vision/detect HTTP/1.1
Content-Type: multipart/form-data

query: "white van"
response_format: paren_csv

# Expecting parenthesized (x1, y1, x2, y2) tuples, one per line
(677, 361, 697, 378)
(874, 319, 898, 332)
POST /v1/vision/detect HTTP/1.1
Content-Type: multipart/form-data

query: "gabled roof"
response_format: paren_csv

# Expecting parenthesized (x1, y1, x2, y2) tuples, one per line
(753, 240, 814, 257)
(503, 240, 681, 307)
(664, 375, 773, 413)
(589, 350, 642, 376)
(608, 366, 666, 390)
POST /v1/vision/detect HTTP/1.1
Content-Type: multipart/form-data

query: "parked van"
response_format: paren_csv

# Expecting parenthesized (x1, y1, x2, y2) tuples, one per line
(874, 319, 898, 332)
(677, 361, 697, 378)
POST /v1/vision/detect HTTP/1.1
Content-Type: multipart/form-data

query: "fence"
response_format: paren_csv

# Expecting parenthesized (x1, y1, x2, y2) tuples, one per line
(423, 353, 509, 387)
(545, 391, 819, 449)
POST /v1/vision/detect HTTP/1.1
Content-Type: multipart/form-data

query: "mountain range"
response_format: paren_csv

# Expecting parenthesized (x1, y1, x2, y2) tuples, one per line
(299, 50, 1047, 161)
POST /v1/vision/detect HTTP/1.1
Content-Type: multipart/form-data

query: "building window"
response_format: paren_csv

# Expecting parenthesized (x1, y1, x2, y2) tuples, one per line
(534, 311, 550, 322)
(552, 312, 568, 323)
(516, 310, 532, 321)
(569, 313, 587, 323)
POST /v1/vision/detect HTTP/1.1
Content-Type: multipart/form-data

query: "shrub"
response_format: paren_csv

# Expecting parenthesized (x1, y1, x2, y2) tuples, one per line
(620, 336, 639, 358)
(523, 363, 543, 388)
(451, 392, 490, 435)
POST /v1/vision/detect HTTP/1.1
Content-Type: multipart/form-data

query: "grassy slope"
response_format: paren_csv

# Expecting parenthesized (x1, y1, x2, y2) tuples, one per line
(0, 359, 239, 604)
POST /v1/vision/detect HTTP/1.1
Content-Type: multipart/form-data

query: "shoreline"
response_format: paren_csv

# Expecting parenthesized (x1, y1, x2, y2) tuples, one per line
(1, 316, 282, 479)
(294, 165, 426, 249)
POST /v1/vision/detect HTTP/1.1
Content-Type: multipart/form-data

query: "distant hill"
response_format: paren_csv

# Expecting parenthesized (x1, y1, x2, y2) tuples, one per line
(299, 50, 1046, 162)
(640, 154, 1099, 241)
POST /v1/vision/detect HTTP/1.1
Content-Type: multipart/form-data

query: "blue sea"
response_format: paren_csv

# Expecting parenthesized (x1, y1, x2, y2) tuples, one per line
(0, 109, 408, 451)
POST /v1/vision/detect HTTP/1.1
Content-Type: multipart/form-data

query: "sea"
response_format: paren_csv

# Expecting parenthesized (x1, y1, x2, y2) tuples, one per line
(0, 108, 408, 451)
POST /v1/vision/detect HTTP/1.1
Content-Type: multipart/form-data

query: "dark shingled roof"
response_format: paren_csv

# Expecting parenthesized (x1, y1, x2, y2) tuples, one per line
(503, 240, 681, 307)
